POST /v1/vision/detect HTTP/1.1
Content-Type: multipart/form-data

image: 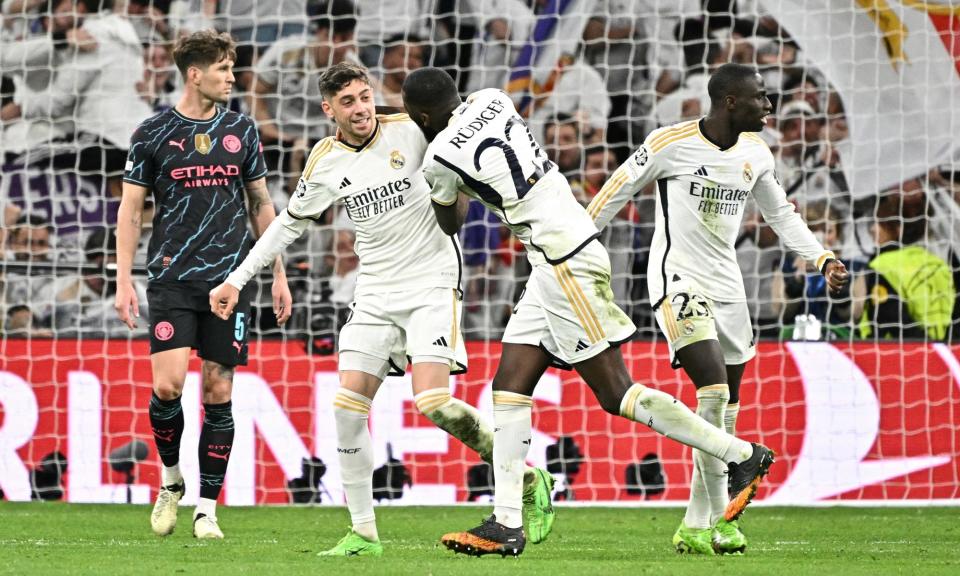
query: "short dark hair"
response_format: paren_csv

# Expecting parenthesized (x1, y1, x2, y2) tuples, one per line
(84, 227, 117, 261)
(172, 30, 237, 78)
(317, 61, 370, 98)
(401, 67, 458, 110)
(15, 214, 51, 230)
(707, 63, 760, 104)
(308, 0, 357, 36)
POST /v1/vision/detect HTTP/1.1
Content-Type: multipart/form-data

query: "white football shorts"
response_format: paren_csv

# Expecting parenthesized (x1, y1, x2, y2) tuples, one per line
(503, 240, 637, 368)
(338, 286, 467, 380)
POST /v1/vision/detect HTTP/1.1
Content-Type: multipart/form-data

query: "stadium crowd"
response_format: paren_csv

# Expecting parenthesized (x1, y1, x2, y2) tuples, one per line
(1, 0, 958, 342)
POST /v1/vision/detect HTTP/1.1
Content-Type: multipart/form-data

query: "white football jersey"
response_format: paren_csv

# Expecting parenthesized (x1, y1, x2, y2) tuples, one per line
(227, 114, 461, 296)
(588, 119, 834, 305)
(423, 88, 600, 266)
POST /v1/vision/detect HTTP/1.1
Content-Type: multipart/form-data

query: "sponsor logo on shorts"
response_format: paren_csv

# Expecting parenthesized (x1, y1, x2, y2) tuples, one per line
(223, 134, 242, 154)
(154, 321, 175, 341)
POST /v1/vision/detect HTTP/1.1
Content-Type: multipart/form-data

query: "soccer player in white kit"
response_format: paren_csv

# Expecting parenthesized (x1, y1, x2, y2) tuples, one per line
(588, 64, 850, 555)
(208, 62, 554, 557)
(401, 67, 777, 558)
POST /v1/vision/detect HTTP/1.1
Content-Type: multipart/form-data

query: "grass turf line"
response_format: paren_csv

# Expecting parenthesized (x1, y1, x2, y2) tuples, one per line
(0, 503, 958, 575)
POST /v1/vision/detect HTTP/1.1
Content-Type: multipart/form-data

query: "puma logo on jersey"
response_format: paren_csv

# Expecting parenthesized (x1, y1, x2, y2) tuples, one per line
(168, 139, 186, 151)
(339, 177, 352, 189)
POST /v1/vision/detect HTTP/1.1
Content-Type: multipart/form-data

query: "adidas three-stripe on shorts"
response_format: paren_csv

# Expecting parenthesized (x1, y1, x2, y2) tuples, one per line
(338, 286, 467, 380)
(503, 239, 637, 368)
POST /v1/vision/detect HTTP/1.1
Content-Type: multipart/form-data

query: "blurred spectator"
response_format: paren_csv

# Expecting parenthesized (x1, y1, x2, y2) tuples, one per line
(354, 0, 431, 70)
(36, 226, 148, 336)
(854, 193, 954, 341)
(167, 0, 217, 37)
(0, 214, 55, 333)
(121, 0, 172, 44)
(250, 0, 357, 198)
(528, 54, 610, 145)
(0, 0, 95, 159)
(376, 33, 425, 108)
(782, 71, 822, 113)
(653, 73, 710, 127)
(136, 42, 180, 112)
(543, 114, 581, 181)
(771, 200, 863, 338)
(465, 0, 534, 93)
(776, 99, 847, 206)
(1, 0, 153, 198)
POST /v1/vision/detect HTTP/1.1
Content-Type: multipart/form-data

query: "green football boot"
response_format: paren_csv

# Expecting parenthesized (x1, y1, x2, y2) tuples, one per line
(522, 467, 556, 544)
(318, 529, 384, 557)
(712, 518, 747, 555)
(672, 522, 716, 555)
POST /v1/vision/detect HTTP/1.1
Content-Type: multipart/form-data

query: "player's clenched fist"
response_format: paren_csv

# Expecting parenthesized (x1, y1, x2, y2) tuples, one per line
(209, 283, 240, 320)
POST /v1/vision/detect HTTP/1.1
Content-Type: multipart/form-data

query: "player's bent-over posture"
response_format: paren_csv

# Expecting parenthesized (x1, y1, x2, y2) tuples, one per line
(402, 67, 777, 558)
(115, 30, 293, 540)
(208, 62, 555, 557)
(587, 63, 849, 555)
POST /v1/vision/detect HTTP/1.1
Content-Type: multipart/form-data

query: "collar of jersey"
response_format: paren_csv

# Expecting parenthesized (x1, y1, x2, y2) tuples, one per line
(335, 118, 381, 152)
(697, 118, 741, 152)
(172, 105, 225, 124)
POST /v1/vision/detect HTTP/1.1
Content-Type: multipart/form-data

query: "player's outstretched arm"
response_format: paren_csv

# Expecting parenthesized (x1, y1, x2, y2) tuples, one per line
(244, 177, 292, 324)
(587, 142, 660, 230)
(114, 182, 148, 329)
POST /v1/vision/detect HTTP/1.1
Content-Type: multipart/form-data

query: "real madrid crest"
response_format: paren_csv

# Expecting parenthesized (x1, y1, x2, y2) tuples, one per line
(195, 133, 212, 155)
(390, 149, 405, 170)
(742, 161, 753, 183)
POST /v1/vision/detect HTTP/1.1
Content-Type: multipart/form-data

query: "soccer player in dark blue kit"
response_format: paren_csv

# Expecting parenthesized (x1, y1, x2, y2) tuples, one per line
(114, 30, 292, 539)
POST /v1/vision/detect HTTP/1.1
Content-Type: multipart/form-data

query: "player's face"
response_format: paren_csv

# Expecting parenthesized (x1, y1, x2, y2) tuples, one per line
(196, 57, 235, 104)
(733, 74, 773, 132)
(323, 79, 376, 143)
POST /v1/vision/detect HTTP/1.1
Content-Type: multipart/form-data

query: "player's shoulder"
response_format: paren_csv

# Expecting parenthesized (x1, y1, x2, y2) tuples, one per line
(643, 119, 700, 155)
(302, 137, 338, 181)
(219, 107, 255, 127)
(740, 131, 775, 164)
(133, 108, 175, 133)
(376, 112, 411, 124)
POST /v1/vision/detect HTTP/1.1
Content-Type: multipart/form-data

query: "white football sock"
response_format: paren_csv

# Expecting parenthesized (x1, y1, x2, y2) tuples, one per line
(491, 391, 532, 530)
(685, 385, 729, 529)
(414, 387, 493, 463)
(161, 464, 182, 487)
(619, 383, 752, 463)
(195, 497, 216, 520)
(725, 403, 740, 435)
(333, 388, 378, 542)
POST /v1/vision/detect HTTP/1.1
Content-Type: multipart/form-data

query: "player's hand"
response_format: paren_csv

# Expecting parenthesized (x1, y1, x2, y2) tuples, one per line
(209, 282, 240, 320)
(272, 278, 293, 326)
(824, 259, 850, 294)
(113, 281, 140, 330)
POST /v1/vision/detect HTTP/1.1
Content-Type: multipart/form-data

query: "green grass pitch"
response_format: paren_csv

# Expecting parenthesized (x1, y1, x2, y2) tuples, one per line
(1, 503, 958, 575)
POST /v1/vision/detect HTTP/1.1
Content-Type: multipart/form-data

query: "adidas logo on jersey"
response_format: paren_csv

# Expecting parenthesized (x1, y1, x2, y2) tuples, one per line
(575, 340, 590, 353)
(694, 166, 709, 177)
(433, 336, 449, 347)
(339, 177, 352, 189)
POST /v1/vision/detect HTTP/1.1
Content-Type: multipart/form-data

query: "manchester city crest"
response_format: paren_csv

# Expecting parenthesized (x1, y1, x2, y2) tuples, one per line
(195, 133, 212, 155)
(390, 150, 405, 170)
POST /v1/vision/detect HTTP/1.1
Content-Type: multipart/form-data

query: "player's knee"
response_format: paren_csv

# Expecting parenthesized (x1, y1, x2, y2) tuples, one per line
(153, 381, 182, 401)
(413, 387, 451, 417)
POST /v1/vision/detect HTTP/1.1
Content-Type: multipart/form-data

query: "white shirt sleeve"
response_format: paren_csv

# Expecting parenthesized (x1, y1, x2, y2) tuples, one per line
(225, 209, 309, 290)
(424, 156, 461, 206)
(225, 163, 336, 289)
(752, 165, 835, 271)
(588, 141, 664, 230)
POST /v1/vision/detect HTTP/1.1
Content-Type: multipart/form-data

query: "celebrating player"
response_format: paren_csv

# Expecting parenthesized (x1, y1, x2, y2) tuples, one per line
(115, 30, 293, 539)
(402, 67, 776, 558)
(208, 61, 555, 557)
(587, 63, 849, 554)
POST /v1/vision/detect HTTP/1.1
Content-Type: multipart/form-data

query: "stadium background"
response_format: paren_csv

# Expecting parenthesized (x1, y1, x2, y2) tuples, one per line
(1, 0, 958, 509)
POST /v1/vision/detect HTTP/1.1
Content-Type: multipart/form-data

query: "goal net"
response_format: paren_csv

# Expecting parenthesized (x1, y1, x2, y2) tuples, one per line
(0, 0, 958, 506)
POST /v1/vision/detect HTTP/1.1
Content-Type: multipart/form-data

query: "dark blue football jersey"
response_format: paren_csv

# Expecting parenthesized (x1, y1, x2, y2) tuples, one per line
(123, 106, 267, 283)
